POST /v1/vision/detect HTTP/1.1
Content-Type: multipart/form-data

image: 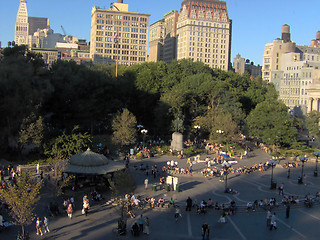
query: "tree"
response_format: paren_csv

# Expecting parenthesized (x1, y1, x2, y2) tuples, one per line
(246, 99, 297, 147)
(45, 126, 92, 160)
(112, 109, 137, 147)
(18, 113, 45, 152)
(0, 171, 42, 238)
(306, 111, 320, 142)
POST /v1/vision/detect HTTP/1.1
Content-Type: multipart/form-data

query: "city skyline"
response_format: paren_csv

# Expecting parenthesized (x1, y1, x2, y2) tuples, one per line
(1, 0, 320, 66)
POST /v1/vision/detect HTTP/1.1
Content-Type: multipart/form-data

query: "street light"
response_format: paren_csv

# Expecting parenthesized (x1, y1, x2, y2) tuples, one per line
(298, 156, 308, 184)
(222, 161, 232, 193)
(194, 125, 200, 143)
(141, 129, 148, 147)
(269, 160, 277, 189)
(313, 152, 319, 177)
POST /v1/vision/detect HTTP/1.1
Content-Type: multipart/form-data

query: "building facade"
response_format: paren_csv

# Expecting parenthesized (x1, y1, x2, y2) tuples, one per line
(233, 54, 261, 78)
(262, 24, 320, 113)
(149, 20, 164, 62)
(89, 0, 150, 65)
(176, 0, 232, 70)
(15, 0, 49, 46)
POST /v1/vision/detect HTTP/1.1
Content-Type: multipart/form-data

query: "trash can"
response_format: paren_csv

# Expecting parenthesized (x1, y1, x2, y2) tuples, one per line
(298, 177, 303, 184)
(270, 181, 277, 189)
(165, 184, 170, 192)
(152, 183, 157, 191)
(176, 184, 180, 192)
(314, 171, 318, 177)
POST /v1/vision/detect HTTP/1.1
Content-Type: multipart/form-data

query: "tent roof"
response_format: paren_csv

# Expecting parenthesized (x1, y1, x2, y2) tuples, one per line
(65, 148, 125, 174)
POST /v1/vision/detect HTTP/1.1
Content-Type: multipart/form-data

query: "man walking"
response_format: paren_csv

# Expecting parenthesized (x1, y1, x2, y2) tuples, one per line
(286, 203, 290, 218)
(278, 183, 284, 195)
(202, 222, 210, 240)
(144, 178, 148, 190)
(186, 197, 192, 211)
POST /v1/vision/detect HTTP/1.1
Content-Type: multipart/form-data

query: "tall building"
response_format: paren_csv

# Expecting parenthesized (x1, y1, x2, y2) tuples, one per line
(149, 10, 179, 63)
(176, 0, 232, 70)
(149, 20, 164, 62)
(262, 25, 320, 114)
(90, 0, 150, 65)
(15, 0, 49, 46)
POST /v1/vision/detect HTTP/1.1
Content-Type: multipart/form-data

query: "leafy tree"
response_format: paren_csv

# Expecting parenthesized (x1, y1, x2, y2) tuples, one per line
(199, 108, 239, 143)
(306, 111, 320, 142)
(18, 113, 45, 151)
(246, 99, 297, 147)
(112, 109, 137, 147)
(45, 126, 92, 160)
(0, 171, 42, 238)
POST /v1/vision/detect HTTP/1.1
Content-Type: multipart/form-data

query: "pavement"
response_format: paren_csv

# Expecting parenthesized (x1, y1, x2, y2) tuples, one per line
(2, 145, 320, 240)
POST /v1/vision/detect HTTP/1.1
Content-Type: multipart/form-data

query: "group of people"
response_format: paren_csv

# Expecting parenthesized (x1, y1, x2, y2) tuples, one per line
(35, 216, 50, 236)
(130, 214, 150, 236)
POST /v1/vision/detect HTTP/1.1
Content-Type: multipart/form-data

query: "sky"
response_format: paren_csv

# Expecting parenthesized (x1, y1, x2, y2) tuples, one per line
(1, 0, 320, 66)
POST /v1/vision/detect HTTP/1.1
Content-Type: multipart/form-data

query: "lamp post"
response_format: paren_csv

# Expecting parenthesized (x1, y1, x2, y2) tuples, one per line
(194, 125, 200, 144)
(269, 160, 277, 189)
(141, 129, 148, 147)
(222, 161, 232, 193)
(314, 152, 319, 177)
(298, 156, 308, 184)
(216, 129, 224, 144)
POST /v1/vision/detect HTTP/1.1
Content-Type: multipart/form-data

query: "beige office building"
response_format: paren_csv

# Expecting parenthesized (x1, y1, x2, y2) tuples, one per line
(176, 0, 232, 70)
(90, 0, 150, 65)
(149, 20, 164, 62)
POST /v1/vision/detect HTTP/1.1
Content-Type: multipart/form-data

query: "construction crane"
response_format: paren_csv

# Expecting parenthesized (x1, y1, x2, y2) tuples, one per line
(61, 25, 67, 36)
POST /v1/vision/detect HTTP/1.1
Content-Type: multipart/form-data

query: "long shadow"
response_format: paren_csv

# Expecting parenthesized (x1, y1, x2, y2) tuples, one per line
(179, 180, 202, 191)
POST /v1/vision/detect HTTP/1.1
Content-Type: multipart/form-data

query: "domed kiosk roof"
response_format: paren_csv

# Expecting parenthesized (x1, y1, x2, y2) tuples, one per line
(65, 148, 125, 174)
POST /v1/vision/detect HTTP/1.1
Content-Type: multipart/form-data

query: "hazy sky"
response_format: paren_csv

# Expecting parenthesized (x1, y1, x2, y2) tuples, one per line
(1, 0, 319, 65)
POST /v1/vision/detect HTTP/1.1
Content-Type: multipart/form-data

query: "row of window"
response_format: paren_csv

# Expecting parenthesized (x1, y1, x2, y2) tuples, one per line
(97, 19, 147, 27)
(98, 14, 147, 22)
(96, 35, 147, 42)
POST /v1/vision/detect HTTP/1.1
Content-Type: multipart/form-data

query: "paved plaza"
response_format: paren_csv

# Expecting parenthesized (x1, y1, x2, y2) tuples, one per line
(2, 145, 320, 240)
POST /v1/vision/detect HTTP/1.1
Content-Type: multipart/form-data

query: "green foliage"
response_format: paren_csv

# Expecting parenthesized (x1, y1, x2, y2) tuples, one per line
(112, 109, 137, 147)
(0, 171, 42, 236)
(246, 99, 297, 147)
(306, 111, 320, 141)
(45, 126, 92, 160)
(18, 113, 45, 147)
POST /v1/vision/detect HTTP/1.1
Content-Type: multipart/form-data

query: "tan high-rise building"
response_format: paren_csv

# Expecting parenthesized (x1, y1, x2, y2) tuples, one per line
(149, 10, 179, 63)
(176, 0, 232, 70)
(15, 0, 49, 46)
(90, 0, 150, 65)
(149, 20, 164, 62)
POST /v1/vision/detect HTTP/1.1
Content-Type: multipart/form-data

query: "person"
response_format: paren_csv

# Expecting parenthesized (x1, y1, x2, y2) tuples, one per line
(286, 203, 290, 218)
(278, 183, 284, 195)
(150, 197, 155, 208)
(144, 217, 150, 235)
(174, 209, 182, 223)
(36, 217, 43, 236)
(168, 197, 175, 208)
(270, 213, 277, 230)
(83, 197, 90, 216)
(218, 212, 226, 223)
(157, 197, 165, 207)
(67, 203, 73, 219)
(138, 214, 144, 232)
(266, 210, 272, 227)
(202, 222, 210, 240)
(127, 202, 135, 219)
(43, 216, 50, 233)
(186, 196, 192, 211)
(144, 178, 148, 190)
(131, 222, 139, 236)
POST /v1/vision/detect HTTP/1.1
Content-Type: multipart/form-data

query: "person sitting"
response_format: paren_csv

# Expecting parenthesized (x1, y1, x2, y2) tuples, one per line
(168, 198, 175, 208)
(150, 197, 155, 208)
(131, 222, 139, 236)
(246, 202, 253, 211)
(200, 200, 207, 209)
(144, 196, 151, 207)
(208, 198, 213, 208)
(160, 177, 165, 185)
(157, 197, 165, 207)
(214, 202, 220, 210)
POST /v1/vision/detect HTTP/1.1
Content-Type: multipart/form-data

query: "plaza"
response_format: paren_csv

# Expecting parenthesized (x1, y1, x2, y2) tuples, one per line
(2, 144, 320, 240)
